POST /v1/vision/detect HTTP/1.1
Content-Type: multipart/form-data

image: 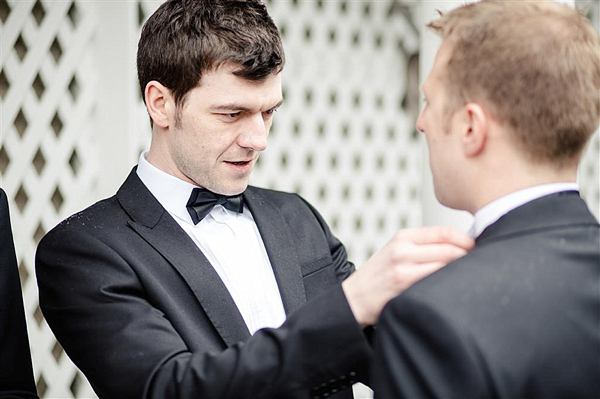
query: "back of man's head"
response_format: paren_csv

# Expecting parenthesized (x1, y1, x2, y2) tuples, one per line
(137, 0, 285, 109)
(429, 0, 600, 168)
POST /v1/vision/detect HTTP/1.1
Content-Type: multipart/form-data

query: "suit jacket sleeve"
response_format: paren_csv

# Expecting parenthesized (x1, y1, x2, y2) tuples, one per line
(371, 293, 489, 399)
(0, 189, 38, 399)
(36, 197, 370, 399)
(299, 194, 377, 387)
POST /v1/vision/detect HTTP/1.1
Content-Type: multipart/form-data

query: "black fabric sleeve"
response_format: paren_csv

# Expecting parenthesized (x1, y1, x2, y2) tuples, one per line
(0, 189, 38, 399)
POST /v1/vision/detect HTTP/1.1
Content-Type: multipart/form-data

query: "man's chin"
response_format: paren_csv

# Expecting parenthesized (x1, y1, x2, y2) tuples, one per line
(219, 182, 250, 196)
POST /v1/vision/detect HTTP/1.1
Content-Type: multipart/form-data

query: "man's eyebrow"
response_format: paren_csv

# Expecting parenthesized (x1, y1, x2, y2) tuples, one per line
(270, 99, 284, 110)
(210, 99, 284, 112)
(210, 103, 252, 112)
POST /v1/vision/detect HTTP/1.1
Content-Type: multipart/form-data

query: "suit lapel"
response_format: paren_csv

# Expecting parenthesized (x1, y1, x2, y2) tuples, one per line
(244, 188, 307, 315)
(117, 169, 250, 346)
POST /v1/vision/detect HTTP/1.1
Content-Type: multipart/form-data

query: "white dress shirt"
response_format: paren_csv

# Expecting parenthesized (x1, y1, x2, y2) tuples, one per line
(136, 153, 286, 335)
(469, 182, 579, 238)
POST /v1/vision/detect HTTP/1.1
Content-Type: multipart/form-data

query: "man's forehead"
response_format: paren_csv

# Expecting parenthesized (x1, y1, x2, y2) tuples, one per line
(423, 42, 452, 91)
(198, 69, 283, 111)
(433, 43, 452, 73)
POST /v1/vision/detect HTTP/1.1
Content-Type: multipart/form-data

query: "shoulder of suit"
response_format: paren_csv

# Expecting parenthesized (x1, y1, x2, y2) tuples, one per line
(45, 195, 122, 237)
(390, 248, 495, 309)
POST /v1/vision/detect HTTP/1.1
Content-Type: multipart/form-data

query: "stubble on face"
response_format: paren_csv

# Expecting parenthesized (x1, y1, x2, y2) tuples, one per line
(169, 113, 256, 195)
(166, 65, 282, 195)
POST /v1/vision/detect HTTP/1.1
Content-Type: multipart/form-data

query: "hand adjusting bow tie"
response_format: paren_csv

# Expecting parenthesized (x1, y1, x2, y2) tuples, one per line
(186, 187, 244, 225)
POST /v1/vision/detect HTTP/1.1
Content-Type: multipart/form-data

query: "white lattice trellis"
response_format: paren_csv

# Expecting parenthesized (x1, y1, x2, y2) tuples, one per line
(1, 1, 598, 398)
(1, 0, 98, 397)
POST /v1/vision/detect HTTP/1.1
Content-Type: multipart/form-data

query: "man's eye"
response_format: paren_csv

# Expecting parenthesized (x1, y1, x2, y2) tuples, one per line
(221, 112, 241, 120)
(263, 107, 278, 116)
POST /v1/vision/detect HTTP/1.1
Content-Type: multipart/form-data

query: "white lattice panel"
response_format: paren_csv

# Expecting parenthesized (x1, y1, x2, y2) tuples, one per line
(1, 0, 98, 397)
(2, 0, 598, 398)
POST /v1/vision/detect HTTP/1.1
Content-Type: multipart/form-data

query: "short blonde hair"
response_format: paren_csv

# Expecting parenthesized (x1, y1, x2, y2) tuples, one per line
(429, 0, 600, 166)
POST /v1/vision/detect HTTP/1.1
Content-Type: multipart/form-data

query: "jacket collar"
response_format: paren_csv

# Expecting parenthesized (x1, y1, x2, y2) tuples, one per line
(476, 191, 597, 246)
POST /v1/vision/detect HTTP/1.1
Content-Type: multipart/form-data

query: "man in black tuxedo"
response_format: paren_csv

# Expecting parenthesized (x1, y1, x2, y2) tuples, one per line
(372, 1, 600, 398)
(1, 188, 38, 398)
(35, 1, 473, 398)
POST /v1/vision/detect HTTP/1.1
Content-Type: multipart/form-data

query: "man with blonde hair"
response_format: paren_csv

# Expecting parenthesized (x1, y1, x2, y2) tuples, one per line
(372, 1, 600, 398)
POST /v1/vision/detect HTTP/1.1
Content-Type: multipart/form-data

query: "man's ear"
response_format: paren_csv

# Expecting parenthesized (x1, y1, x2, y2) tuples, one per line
(145, 81, 172, 128)
(461, 103, 488, 157)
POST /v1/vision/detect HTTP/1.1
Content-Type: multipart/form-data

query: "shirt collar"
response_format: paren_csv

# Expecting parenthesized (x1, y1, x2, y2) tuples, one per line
(136, 152, 198, 225)
(469, 182, 579, 238)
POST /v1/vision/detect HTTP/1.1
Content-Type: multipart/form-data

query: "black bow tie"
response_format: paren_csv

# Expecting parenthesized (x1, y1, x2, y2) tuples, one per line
(186, 187, 244, 224)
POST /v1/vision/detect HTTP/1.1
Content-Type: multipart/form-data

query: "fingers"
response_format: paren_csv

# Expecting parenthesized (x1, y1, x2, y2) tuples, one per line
(397, 261, 447, 284)
(391, 242, 469, 265)
(394, 226, 475, 251)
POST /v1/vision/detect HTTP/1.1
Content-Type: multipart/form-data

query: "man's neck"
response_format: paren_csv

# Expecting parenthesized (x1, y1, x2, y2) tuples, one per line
(469, 157, 578, 214)
(146, 142, 195, 185)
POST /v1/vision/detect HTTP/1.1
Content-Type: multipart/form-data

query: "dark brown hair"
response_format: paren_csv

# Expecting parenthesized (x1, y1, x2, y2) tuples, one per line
(137, 0, 285, 109)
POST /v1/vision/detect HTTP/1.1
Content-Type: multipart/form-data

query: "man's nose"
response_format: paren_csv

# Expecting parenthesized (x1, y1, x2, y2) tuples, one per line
(415, 111, 425, 134)
(238, 113, 268, 151)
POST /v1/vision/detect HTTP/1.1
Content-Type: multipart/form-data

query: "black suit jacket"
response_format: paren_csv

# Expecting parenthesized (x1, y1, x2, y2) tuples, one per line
(0, 188, 38, 399)
(372, 191, 600, 398)
(36, 169, 370, 399)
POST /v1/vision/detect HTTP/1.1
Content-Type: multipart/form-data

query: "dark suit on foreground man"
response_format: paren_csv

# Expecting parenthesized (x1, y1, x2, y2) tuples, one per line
(38, 169, 369, 399)
(35, 1, 473, 398)
(372, 1, 600, 398)
(0, 188, 38, 399)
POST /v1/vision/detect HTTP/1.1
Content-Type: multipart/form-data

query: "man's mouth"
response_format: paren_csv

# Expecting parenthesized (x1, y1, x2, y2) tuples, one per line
(227, 160, 251, 165)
